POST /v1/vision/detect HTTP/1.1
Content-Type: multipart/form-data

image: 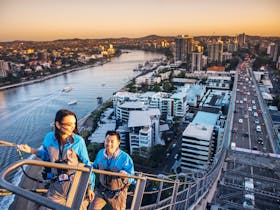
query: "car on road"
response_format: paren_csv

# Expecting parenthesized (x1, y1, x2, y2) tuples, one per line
(243, 132, 249, 137)
(239, 119, 243, 123)
(256, 125, 261, 132)
(253, 146, 258, 150)
(257, 138, 264, 145)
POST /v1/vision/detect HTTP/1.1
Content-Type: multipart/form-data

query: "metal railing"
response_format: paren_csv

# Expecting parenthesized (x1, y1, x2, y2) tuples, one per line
(0, 154, 227, 210)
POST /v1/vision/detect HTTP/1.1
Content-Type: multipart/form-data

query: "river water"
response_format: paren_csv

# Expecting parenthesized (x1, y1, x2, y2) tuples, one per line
(0, 50, 164, 209)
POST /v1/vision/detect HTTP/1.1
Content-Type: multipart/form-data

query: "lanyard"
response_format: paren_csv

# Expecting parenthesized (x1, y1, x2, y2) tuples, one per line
(57, 136, 72, 161)
(58, 141, 64, 161)
(106, 149, 119, 170)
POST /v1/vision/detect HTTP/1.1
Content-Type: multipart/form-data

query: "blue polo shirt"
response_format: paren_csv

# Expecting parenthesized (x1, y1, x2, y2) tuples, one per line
(92, 148, 134, 189)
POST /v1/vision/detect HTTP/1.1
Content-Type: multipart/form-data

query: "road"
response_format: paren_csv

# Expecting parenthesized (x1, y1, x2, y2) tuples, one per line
(213, 58, 280, 209)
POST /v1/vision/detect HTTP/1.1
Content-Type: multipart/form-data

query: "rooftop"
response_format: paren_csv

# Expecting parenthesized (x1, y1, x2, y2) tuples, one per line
(193, 111, 219, 126)
(128, 109, 160, 127)
(119, 101, 145, 109)
(183, 123, 214, 141)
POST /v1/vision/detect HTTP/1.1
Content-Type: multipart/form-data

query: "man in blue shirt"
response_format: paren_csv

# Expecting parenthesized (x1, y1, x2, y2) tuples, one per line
(91, 130, 134, 210)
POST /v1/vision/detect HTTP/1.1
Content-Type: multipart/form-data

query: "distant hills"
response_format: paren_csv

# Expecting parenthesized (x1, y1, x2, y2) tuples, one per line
(1, 34, 279, 44)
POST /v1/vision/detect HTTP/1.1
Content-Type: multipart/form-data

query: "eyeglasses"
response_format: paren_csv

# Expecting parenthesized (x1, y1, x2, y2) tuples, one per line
(60, 122, 76, 128)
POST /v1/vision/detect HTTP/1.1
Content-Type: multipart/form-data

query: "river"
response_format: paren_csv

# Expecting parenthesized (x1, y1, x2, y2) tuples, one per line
(0, 50, 164, 209)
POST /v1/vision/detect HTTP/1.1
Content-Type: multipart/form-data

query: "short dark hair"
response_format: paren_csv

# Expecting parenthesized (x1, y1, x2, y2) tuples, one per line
(105, 130, 120, 141)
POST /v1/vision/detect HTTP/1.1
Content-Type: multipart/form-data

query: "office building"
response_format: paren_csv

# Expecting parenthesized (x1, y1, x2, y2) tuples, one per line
(207, 39, 223, 63)
(191, 52, 203, 72)
(181, 111, 220, 172)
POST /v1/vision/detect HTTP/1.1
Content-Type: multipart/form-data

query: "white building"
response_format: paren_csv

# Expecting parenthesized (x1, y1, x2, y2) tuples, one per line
(205, 76, 232, 90)
(185, 84, 206, 107)
(181, 123, 214, 171)
(181, 111, 220, 172)
(113, 91, 139, 106)
(135, 72, 161, 86)
(171, 92, 188, 117)
(128, 109, 161, 156)
(116, 101, 146, 123)
(148, 92, 173, 119)
(222, 52, 233, 61)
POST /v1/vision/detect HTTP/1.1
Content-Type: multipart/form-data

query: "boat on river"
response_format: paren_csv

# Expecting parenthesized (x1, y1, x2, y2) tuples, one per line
(68, 100, 78, 105)
(62, 86, 72, 92)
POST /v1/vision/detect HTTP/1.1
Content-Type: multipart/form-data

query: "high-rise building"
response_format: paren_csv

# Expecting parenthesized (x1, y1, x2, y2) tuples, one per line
(175, 35, 194, 62)
(191, 52, 203, 72)
(226, 38, 238, 52)
(181, 111, 220, 172)
(267, 42, 280, 62)
(238, 33, 246, 48)
(207, 39, 223, 63)
(0, 60, 9, 78)
(272, 42, 279, 63)
(175, 35, 187, 62)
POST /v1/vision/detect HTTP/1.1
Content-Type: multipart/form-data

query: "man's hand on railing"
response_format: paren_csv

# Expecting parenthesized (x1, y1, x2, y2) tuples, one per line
(119, 170, 127, 174)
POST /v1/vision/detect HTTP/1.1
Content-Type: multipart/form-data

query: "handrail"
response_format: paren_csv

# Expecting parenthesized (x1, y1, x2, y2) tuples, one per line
(0, 158, 219, 210)
(0, 160, 81, 210)
(1, 103, 232, 210)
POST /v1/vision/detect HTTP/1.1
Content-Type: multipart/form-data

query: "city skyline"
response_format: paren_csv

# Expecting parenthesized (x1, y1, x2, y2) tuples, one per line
(0, 0, 280, 42)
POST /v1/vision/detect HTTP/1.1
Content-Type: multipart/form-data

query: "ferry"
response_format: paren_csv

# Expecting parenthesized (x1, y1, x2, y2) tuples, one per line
(62, 86, 72, 93)
(68, 100, 78, 105)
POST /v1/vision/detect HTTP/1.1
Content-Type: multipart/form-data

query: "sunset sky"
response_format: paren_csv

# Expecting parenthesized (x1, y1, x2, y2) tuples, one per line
(0, 0, 279, 41)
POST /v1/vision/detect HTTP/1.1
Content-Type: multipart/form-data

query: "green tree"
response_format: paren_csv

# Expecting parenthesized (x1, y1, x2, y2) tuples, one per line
(150, 83, 161, 92)
(87, 142, 103, 160)
(162, 81, 174, 92)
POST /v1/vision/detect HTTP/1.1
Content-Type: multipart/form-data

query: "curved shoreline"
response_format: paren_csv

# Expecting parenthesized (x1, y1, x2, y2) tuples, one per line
(0, 62, 107, 91)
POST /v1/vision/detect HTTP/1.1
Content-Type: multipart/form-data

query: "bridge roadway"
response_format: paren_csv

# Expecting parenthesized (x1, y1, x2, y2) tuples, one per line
(210, 60, 280, 209)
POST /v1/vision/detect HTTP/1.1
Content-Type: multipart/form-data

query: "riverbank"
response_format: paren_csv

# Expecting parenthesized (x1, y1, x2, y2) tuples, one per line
(0, 60, 109, 91)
